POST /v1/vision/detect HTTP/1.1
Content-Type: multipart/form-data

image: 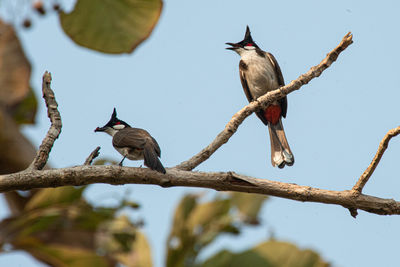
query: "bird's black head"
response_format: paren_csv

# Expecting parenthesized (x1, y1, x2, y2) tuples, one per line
(94, 108, 131, 134)
(226, 26, 259, 51)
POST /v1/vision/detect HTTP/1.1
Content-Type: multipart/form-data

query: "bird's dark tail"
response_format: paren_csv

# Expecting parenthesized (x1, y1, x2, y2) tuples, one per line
(268, 119, 294, 168)
(143, 144, 166, 174)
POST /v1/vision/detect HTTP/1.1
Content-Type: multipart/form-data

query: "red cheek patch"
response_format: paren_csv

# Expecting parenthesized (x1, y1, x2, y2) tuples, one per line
(264, 105, 281, 125)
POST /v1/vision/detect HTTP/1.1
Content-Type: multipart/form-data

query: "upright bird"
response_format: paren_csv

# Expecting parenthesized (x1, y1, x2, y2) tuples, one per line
(95, 108, 166, 174)
(226, 26, 294, 168)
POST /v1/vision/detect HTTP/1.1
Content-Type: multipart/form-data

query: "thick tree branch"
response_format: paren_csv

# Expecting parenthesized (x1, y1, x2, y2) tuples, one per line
(28, 72, 61, 170)
(175, 32, 353, 171)
(352, 126, 400, 193)
(0, 166, 399, 216)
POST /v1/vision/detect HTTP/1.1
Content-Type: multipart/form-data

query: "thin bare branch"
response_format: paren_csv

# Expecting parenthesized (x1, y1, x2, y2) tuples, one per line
(84, 147, 101, 165)
(28, 72, 62, 170)
(0, 166, 399, 216)
(352, 126, 400, 193)
(175, 32, 353, 171)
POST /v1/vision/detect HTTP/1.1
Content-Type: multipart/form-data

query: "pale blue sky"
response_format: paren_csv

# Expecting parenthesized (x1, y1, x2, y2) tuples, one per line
(1, 0, 400, 266)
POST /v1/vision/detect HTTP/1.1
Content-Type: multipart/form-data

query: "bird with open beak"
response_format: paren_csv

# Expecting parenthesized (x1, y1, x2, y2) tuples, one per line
(226, 26, 294, 168)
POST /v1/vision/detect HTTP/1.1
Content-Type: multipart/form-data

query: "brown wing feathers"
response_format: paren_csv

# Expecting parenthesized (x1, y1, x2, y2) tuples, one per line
(143, 142, 166, 174)
(112, 128, 148, 149)
(113, 128, 166, 173)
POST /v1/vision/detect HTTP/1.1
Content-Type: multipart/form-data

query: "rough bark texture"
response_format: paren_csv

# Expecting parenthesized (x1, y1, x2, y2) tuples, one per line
(28, 72, 62, 170)
(0, 167, 399, 216)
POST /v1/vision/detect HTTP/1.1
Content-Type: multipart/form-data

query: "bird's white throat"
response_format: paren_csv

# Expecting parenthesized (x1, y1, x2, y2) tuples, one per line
(104, 127, 118, 137)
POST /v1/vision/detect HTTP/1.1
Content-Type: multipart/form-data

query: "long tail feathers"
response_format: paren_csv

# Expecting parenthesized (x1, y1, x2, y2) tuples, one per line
(268, 119, 294, 168)
(143, 144, 166, 174)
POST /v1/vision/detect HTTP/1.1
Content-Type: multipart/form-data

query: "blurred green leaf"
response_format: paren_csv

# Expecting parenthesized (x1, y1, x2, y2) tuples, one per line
(11, 87, 37, 124)
(176, 195, 198, 221)
(93, 158, 119, 165)
(187, 198, 237, 249)
(75, 206, 116, 231)
(194, 215, 239, 248)
(0, 209, 61, 240)
(113, 232, 136, 252)
(187, 198, 231, 231)
(230, 192, 267, 225)
(166, 194, 198, 267)
(0, 186, 147, 267)
(25, 187, 85, 211)
(1, 205, 115, 245)
(96, 214, 153, 265)
(59, 0, 163, 54)
(121, 200, 140, 209)
(97, 215, 137, 254)
(167, 195, 239, 267)
(201, 240, 329, 267)
(20, 240, 112, 267)
(168, 194, 197, 238)
(115, 231, 153, 267)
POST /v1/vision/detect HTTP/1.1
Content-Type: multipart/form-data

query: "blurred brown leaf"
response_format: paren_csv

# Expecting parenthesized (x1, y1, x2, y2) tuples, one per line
(0, 19, 35, 175)
(0, 19, 37, 218)
(0, 18, 31, 108)
(0, 109, 36, 174)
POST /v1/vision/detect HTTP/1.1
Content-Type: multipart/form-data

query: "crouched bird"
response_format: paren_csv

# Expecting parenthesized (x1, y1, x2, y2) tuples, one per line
(95, 108, 166, 174)
(226, 26, 294, 168)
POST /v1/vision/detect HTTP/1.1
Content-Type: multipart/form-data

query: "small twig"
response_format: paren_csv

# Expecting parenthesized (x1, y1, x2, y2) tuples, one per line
(352, 126, 400, 193)
(28, 72, 62, 170)
(175, 32, 353, 171)
(84, 147, 101, 165)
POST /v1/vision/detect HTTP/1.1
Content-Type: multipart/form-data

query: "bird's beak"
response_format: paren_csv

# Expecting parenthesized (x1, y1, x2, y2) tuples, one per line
(226, 42, 240, 50)
(94, 126, 106, 132)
